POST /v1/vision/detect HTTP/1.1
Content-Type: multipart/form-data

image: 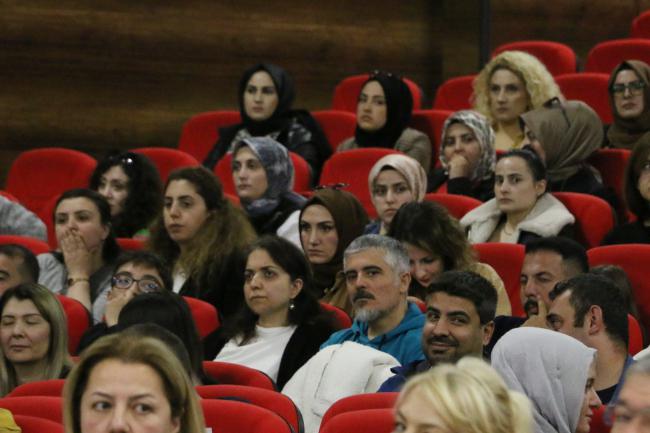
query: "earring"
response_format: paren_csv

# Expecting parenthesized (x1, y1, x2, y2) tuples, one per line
(289, 299, 295, 310)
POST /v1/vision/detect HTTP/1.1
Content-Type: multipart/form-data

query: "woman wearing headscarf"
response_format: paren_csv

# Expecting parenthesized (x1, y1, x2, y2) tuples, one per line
(428, 110, 496, 201)
(203, 63, 331, 180)
(491, 327, 601, 433)
(337, 71, 431, 172)
(299, 188, 369, 315)
(606, 60, 650, 149)
(365, 154, 427, 235)
(232, 137, 306, 247)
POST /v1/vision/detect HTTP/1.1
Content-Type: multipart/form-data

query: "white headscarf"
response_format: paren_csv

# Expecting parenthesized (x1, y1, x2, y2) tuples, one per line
(491, 327, 596, 433)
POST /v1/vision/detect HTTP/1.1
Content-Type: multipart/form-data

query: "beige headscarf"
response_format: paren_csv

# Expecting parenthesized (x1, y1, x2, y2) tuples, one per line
(521, 99, 602, 182)
(607, 60, 650, 149)
(368, 154, 427, 202)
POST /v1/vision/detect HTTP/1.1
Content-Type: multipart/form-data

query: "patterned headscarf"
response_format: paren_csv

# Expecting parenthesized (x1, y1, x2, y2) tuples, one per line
(439, 110, 496, 182)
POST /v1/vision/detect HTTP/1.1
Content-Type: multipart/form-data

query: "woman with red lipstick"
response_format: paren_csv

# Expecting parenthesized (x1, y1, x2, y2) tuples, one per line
(203, 63, 330, 181)
(606, 60, 650, 149)
(0, 283, 72, 396)
(338, 70, 431, 172)
(148, 167, 256, 320)
(299, 188, 368, 315)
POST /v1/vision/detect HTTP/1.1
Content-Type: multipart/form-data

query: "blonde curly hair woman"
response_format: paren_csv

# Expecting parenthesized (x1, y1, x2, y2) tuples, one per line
(473, 50, 562, 151)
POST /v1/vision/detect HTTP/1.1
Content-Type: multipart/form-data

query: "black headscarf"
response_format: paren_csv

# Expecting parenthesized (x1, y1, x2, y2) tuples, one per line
(354, 71, 414, 149)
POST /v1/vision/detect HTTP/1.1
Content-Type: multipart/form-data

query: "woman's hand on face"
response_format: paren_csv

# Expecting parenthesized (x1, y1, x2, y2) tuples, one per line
(105, 287, 136, 326)
(447, 154, 472, 178)
(60, 229, 94, 277)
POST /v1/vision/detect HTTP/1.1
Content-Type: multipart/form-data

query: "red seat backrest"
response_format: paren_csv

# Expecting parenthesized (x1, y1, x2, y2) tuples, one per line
(552, 192, 614, 248)
(331, 74, 422, 113)
(424, 193, 482, 220)
(8, 379, 66, 397)
(555, 73, 613, 124)
(202, 361, 277, 391)
(177, 110, 241, 162)
(131, 147, 199, 182)
(0, 396, 63, 424)
(200, 398, 292, 433)
(493, 40, 577, 76)
(585, 38, 650, 74)
(56, 294, 91, 355)
(473, 243, 526, 317)
(115, 237, 145, 252)
(319, 148, 402, 218)
(433, 75, 476, 111)
(587, 148, 631, 214)
(182, 296, 220, 338)
(409, 109, 454, 165)
(631, 10, 650, 38)
(628, 314, 643, 356)
(0, 190, 19, 202)
(13, 415, 64, 433)
(0, 235, 50, 255)
(320, 408, 394, 433)
(312, 110, 357, 152)
(320, 393, 398, 432)
(589, 404, 611, 433)
(319, 302, 352, 328)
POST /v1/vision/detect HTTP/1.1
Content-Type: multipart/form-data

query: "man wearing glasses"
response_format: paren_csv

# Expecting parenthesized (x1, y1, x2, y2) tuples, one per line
(607, 357, 650, 432)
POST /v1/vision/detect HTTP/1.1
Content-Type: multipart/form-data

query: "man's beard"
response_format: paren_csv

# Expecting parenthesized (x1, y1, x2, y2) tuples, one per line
(354, 307, 385, 323)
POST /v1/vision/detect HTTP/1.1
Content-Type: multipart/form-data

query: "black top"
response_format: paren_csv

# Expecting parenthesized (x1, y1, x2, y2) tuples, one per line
(428, 168, 495, 202)
(485, 315, 526, 357)
(247, 194, 304, 237)
(549, 166, 622, 219)
(602, 220, 650, 245)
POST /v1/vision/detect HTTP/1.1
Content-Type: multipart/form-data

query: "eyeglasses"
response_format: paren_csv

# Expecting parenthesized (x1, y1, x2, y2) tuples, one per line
(611, 80, 646, 96)
(604, 402, 650, 427)
(314, 183, 349, 191)
(543, 97, 571, 129)
(111, 273, 162, 293)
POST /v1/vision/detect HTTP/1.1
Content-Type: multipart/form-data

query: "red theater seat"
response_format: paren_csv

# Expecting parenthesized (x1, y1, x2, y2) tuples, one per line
(131, 147, 199, 182)
(183, 296, 220, 338)
(320, 302, 352, 328)
(555, 73, 612, 124)
(332, 74, 422, 113)
(57, 295, 91, 355)
(493, 40, 577, 76)
(632, 9, 650, 38)
(320, 393, 398, 432)
(585, 38, 650, 74)
(433, 75, 475, 111)
(177, 110, 241, 162)
(13, 415, 64, 433)
(587, 148, 631, 215)
(410, 110, 454, 164)
(0, 235, 50, 255)
(320, 408, 394, 433)
(312, 110, 357, 152)
(424, 193, 482, 220)
(200, 398, 293, 433)
(552, 192, 614, 248)
(8, 379, 66, 397)
(202, 361, 276, 390)
(0, 396, 63, 424)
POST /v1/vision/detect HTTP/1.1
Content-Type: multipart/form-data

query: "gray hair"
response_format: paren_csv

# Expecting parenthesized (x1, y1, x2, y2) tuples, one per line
(627, 356, 650, 377)
(344, 234, 410, 276)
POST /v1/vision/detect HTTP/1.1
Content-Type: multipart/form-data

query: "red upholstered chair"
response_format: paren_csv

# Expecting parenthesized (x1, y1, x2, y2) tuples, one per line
(320, 408, 394, 433)
(202, 361, 277, 390)
(587, 148, 631, 213)
(555, 73, 613, 124)
(424, 193, 482, 220)
(115, 237, 145, 251)
(131, 147, 199, 182)
(588, 244, 650, 337)
(56, 294, 91, 355)
(200, 398, 293, 433)
(177, 110, 241, 162)
(628, 314, 643, 356)
(631, 9, 650, 38)
(585, 38, 650, 74)
(331, 74, 422, 113)
(196, 384, 303, 433)
(320, 302, 352, 328)
(589, 405, 610, 433)
(410, 109, 454, 164)
(432, 75, 475, 111)
(215, 151, 311, 196)
(183, 296, 220, 338)
(473, 243, 526, 317)
(13, 415, 64, 433)
(0, 235, 50, 255)
(312, 110, 357, 152)
(0, 190, 19, 202)
(552, 192, 614, 248)
(7, 379, 66, 397)
(0, 396, 63, 424)
(320, 393, 398, 432)
(5, 148, 97, 219)
(492, 40, 577, 76)
(319, 148, 402, 218)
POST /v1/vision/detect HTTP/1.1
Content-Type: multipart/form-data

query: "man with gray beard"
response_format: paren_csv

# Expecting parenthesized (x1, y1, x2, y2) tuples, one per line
(320, 235, 425, 365)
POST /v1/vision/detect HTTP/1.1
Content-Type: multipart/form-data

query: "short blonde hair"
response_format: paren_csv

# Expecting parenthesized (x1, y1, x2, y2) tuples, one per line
(63, 333, 205, 433)
(396, 357, 533, 433)
(473, 51, 562, 123)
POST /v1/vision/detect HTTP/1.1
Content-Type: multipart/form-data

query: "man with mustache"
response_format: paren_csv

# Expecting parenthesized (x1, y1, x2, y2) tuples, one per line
(378, 270, 497, 392)
(320, 234, 425, 365)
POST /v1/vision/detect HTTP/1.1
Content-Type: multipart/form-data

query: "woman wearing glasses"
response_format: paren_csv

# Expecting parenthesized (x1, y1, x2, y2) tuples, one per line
(606, 60, 650, 150)
(337, 71, 431, 173)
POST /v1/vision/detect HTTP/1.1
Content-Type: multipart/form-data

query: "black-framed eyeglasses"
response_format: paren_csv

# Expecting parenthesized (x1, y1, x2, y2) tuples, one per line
(314, 183, 349, 191)
(111, 273, 162, 293)
(611, 80, 646, 96)
(543, 97, 571, 129)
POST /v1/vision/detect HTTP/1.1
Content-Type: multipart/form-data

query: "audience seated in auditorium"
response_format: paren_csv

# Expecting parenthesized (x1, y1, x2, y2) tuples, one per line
(231, 137, 305, 247)
(378, 270, 497, 392)
(387, 201, 510, 314)
(205, 236, 339, 389)
(299, 188, 368, 316)
(0, 283, 72, 396)
(320, 235, 425, 366)
(37, 189, 121, 323)
(428, 110, 497, 201)
(461, 149, 574, 244)
(365, 154, 427, 235)
(603, 134, 650, 245)
(492, 327, 601, 433)
(89, 151, 163, 239)
(202, 63, 331, 180)
(148, 166, 256, 320)
(606, 357, 650, 432)
(473, 50, 562, 151)
(394, 357, 533, 433)
(0, 244, 39, 295)
(548, 274, 634, 404)
(606, 60, 650, 150)
(0, 195, 47, 241)
(337, 71, 431, 172)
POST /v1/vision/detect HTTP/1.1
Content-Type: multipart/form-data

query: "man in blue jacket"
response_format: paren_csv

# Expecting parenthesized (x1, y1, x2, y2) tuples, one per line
(320, 234, 425, 365)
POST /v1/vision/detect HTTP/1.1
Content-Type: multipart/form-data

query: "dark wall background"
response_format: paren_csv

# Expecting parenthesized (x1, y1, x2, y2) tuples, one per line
(1, 0, 648, 184)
